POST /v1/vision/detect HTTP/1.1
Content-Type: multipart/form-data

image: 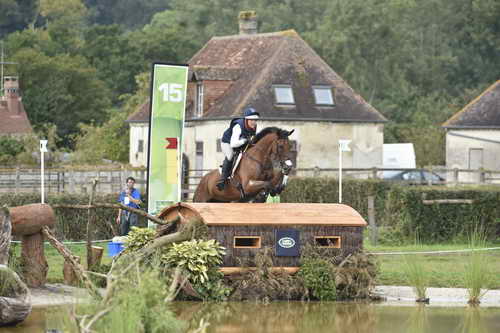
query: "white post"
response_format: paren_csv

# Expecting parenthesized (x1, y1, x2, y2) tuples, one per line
(338, 139, 351, 204)
(339, 145, 342, 203)
(40, 140, 48, 204)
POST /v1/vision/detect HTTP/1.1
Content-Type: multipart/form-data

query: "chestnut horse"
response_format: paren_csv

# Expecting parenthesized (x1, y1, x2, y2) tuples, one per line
(193, 127, 294, 202)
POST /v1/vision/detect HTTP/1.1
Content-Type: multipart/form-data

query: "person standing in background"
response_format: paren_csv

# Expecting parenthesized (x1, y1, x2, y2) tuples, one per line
(116, 177, 142, 236)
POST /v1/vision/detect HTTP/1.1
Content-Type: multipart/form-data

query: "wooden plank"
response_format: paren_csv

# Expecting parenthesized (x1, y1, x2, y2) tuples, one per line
(422, 199, 474, 205)
(220, 267, 299, 275)
(161, 203, 367, 226)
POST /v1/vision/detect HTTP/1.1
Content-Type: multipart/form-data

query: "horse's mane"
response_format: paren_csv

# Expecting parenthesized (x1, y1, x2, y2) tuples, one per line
(251, 127, 289, 144)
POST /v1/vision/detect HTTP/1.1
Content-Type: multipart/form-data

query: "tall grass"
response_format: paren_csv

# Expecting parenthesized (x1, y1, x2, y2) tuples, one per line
(402, 254, 429, 302)
(464, 227, 491, 305)
(402, 235, 430, 302)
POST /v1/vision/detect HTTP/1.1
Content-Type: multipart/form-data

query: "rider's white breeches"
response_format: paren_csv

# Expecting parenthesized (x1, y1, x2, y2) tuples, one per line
(221, 142, 234, 160)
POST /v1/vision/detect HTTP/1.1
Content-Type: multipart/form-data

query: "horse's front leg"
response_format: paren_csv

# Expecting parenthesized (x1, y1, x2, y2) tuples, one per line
(244, 179, 272, 197)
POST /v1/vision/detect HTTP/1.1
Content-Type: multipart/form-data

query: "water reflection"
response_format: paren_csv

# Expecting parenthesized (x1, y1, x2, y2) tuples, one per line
(2, 302, 499, 333)
(174, 302, 500, 333)
(0, 307, 67, 333)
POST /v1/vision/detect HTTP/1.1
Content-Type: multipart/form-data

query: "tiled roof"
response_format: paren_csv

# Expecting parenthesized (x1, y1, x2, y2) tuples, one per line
(127, 30, 387, 124)
(0, 97, 33, 135)
(443, 80, 500, 128)
(187, 30, 386, 122)
(126, 102, 150, 123)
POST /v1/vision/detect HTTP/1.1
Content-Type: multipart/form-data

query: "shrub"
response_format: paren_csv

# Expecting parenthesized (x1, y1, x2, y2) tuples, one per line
(123, 226, 156, 253)
(298, 256, 336, 301)
(162, 239, 225, 284)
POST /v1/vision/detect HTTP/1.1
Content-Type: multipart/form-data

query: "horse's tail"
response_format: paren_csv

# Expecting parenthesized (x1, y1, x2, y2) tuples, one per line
(193, 172, 211, 202)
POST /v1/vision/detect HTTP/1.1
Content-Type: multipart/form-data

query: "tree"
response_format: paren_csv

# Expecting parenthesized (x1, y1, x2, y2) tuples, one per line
(0, 0, 39, 38)
(72, 72, 151, 163)
(12, 48, 110, 146)
(83, 0, 172, 30)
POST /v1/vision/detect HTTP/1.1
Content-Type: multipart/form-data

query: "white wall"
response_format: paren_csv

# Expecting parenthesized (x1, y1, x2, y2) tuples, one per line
(182, 120, 384, 172)
(129, 123, 149, 167)
(446, 129, 500, 183)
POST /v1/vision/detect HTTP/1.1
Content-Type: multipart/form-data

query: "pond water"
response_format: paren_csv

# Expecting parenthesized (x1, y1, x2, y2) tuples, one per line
(1, 302, 499, 332)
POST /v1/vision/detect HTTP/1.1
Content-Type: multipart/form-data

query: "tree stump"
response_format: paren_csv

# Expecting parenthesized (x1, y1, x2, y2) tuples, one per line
(89, 246, 104, 270)
(0, 207, 12, 266)
(0, 266, 32, 326)
(63, 256, 81, 286)
(9, 204, 55, 288)
(21, 232, 48, 287)
(1, 207, 31, 326)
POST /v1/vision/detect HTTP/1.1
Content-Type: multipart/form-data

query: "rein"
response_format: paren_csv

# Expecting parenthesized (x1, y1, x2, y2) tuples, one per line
(242, 145, 273, 172)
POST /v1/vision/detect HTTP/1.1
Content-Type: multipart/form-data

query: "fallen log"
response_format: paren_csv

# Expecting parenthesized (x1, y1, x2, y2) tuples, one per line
(10, 204, 55, 235)
(51, 203, 168, 225)
(42, 226, 101, 300)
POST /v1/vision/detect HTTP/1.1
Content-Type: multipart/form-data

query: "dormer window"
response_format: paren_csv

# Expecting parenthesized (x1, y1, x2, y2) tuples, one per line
(313, 86, 334, 106)
(273, 85, 295, 105)
(195, 82, 204, 117)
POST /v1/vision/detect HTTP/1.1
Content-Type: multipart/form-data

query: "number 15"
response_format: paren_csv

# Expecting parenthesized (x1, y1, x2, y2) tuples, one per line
(159, 83, 183, 102)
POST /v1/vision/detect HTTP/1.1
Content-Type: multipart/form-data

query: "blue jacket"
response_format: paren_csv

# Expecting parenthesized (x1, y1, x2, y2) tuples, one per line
(118, 188, 141, 209)
(221, 118, 256, 144)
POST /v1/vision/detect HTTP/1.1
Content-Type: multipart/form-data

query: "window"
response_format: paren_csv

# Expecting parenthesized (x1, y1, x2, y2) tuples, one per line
(314, 236, 341, 248)
(234, 236, 261, 248)
(137, 139, 144, 153)
(273, 85, 295, 104)
(195, 82, 204, 117)
(216, 139, 222, 153)
(313, 86, 334, 105)
(195, 141, 203, 176)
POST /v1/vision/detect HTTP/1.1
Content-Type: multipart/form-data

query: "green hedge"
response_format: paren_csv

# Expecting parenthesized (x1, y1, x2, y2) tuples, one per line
(1, 192, 147, 241)
(281, 178, 500, 243)
(280, 177, 393, 225)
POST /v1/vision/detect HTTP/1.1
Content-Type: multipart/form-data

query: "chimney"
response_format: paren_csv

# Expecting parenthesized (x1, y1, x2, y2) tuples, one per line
(238, 11, 257, 35)
(4, 76, 20, 113)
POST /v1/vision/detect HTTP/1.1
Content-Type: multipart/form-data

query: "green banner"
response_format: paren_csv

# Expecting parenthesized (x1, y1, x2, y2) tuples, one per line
(147, 63, 188, 215)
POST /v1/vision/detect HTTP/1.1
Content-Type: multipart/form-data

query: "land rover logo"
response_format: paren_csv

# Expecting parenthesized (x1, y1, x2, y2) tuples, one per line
(278, 237, 295, 248)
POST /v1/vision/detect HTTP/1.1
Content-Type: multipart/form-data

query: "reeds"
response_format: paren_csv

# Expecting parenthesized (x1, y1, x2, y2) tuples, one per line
(402, 254, 429, 303)
(464, 227, 491, 305)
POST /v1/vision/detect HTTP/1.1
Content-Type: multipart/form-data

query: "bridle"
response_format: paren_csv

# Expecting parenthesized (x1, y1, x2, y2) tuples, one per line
(243, 138, 293, 176)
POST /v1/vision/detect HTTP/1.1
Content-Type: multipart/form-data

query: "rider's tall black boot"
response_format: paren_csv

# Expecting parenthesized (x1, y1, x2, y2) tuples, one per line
(216, 158, 232, 191)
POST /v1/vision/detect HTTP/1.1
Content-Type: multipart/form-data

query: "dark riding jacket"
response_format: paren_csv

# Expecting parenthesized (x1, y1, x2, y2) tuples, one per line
(221, 118, 256, 145)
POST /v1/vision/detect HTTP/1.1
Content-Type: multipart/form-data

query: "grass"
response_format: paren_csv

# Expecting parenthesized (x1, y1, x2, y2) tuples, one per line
(9, 241, 113, 283)
(464, 229, 492, 304)
(366, 239, 500, 288)
(402, 254, 429, 301)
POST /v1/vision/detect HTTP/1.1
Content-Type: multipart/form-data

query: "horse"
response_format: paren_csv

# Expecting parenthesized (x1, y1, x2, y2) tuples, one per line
(193, 127, 295, 202)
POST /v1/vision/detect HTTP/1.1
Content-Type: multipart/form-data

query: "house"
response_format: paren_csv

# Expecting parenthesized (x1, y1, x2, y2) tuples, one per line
(127, 12, 387, 176)
(0, 76, 33, 137)
(442, 80, 500, 183)
(158, 202, 367, 272)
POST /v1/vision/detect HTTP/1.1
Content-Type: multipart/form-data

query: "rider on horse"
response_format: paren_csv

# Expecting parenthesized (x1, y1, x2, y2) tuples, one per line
(216, 107, 260, 191)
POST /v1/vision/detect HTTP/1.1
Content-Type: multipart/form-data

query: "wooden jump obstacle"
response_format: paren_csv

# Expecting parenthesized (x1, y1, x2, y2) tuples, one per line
(159, 203, 367, 274)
